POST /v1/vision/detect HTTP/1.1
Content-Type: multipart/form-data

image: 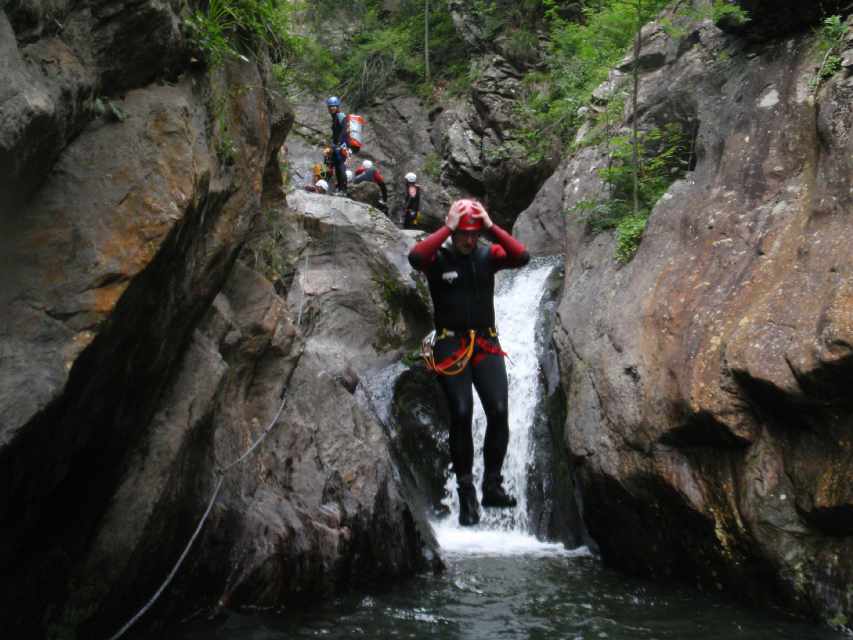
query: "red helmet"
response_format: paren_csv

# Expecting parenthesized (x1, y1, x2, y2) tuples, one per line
(455, 199, 484, 231)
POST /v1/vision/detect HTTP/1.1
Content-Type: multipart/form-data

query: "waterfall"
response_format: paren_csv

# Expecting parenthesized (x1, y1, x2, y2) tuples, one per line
(434, 256, 568, 555)
(357, 255, 572, 556)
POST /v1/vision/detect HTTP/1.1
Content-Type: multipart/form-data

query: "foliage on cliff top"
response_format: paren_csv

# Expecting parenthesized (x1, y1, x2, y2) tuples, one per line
(186, 0, 301, 66)
(516, 0, 670, 161)
(283, 0, 468, 108)
(516, 0, 748, 160)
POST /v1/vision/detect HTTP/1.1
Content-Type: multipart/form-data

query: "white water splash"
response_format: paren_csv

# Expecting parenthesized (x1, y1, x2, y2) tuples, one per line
(436, 257, 565, 555)
(436, 524, 592, 558)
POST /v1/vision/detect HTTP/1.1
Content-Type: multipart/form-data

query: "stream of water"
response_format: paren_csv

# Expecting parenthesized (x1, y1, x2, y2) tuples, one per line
(154, 258, 848, 640)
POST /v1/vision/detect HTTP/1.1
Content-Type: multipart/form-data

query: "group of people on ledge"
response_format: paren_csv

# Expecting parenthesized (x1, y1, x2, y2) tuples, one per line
(303, 96, 422, 229)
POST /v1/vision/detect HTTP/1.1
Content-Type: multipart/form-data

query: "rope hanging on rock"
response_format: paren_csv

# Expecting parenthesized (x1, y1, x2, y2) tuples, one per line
(106, 387, 288, 640)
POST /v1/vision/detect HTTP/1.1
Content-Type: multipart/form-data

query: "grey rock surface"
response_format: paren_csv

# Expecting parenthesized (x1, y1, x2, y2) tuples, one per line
(553, 14, 853, 625)
(285, 88, 453, 230)
(0, 57, 286, 637)
(1, 3, 442, 634)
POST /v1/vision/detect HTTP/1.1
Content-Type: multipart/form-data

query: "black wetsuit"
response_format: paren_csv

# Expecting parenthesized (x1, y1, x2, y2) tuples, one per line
(403, 184, 421, 228)
(408, 224, 529, 477)
(330, 110, 348, 191)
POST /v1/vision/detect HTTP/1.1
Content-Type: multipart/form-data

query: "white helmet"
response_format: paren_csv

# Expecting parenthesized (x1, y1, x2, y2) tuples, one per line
(346, 169, 354, 181)
(362, 159, 373, 169)
(316, 179, 329, 192)
(405, 172, 417, 183)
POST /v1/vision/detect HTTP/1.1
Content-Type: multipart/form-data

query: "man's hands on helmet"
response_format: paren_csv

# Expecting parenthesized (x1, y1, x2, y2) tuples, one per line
(446, 199, 495, 231)
(445, 200, 468, 231)
(468, 201, 494, 229)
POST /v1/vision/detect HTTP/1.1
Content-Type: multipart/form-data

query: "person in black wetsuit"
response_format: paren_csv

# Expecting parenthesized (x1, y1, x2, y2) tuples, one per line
(326, 96, 349, 193)
(408, 198, 530, 526)
(402, 172, 421, 228)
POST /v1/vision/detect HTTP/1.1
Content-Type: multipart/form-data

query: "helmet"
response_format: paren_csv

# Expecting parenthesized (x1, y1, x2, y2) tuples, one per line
(346, 169, 353, 181)
(316, 179, 329, 192)
(326, 96, 341, 107)
(405, 172, 417, 183)
(455, 199, 484, 232)
(361, 159, 373, 170)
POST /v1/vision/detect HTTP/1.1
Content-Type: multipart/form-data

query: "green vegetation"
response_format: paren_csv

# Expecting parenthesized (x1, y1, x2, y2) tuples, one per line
(813, 15, 849, 88)
(516, 0, 671, 161)
(373, 272, 410, 350)
(573, 123, 691, 262)
(331, 2, 469, 108)
(518, 0, 746, 161)
(422, 151, 442, 179)
(828, 612, 849, 630)
(211, 85, 236, 164)
(186, 0, 299, 66)
(660, 0, 748, 38)
(250, 208, 288, 282)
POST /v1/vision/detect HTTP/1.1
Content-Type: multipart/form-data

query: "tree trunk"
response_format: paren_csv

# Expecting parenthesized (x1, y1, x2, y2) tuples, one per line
(631, 0, 642, 216)
(425, 0, 431, 82)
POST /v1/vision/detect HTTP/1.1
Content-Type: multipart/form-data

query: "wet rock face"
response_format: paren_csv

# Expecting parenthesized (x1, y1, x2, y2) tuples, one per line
(553, 14, 853, 625)
(0, 55, 285, 636)
(1, 2, 441, 636)
(512, 164, 569, 257)
(390, 364, 453, 516)
(432, 57, 559, 229)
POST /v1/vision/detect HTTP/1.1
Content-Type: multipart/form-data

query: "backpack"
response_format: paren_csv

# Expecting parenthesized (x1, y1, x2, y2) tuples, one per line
(346, 114, 365, 153)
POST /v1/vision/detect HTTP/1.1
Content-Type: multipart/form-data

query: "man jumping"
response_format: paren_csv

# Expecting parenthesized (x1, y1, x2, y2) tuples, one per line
(408, 199, 530, 526)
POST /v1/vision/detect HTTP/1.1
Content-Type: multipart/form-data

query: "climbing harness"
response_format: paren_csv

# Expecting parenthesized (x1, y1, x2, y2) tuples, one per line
(107, 388, 289, 640)
(421, 328, 506, 376)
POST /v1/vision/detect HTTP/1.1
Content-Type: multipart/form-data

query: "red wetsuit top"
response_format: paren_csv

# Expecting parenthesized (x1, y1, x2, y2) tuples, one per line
(354, 166, 386, 184)
(408, 224, 529, 331)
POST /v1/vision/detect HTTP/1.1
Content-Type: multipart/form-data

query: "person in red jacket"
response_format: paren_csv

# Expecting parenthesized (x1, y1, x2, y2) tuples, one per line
(408, 198, 530, 526)
(353, 159, 388, 205)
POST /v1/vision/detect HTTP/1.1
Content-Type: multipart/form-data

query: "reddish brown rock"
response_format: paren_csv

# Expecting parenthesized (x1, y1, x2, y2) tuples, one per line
(552, 17, 853, 626)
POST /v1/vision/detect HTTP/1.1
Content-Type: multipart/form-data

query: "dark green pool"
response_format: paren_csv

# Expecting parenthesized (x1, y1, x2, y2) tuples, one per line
(168, 531, 846, 640)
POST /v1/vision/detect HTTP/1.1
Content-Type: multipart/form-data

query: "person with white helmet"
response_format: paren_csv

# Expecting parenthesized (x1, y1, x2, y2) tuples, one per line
(346, 169, 354, 182)
(403, 172, 421, 228)
(304, 178, 329, 194)
(353, 158, 388, 205)
(325, 96, 349, 194)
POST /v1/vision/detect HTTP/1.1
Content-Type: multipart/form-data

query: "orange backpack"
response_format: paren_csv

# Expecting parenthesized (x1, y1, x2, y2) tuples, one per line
(347, 114, 365, 153)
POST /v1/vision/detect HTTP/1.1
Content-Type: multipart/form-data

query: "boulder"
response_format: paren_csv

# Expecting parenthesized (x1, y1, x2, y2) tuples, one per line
(554, 15, 853, 625)
(349, 177, 384, 209)
(283, 190, 432, 370)
(0, 58, 289, 637)
(390, 364, 453, 516)
(0, 12, 95, 208)
(0, 0, 187, 208)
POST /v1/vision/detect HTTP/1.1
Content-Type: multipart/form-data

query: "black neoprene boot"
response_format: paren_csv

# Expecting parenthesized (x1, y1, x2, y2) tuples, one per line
(457, 475, 480, 526)
(481, 473, 517, 508)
